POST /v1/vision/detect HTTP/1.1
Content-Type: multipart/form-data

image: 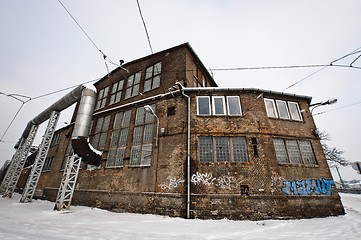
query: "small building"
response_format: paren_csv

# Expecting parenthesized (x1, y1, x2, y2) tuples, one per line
(32, 43, 344, 220)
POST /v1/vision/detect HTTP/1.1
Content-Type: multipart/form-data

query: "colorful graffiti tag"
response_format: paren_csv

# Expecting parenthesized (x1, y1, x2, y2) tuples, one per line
(281, 178, 335, 196)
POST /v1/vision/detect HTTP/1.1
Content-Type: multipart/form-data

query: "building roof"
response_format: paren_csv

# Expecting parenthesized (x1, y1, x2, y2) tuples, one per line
(95, 42, 217, 87)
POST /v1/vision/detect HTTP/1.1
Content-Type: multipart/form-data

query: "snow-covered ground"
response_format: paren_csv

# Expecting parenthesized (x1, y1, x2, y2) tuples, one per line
(0, 193, 360, 240)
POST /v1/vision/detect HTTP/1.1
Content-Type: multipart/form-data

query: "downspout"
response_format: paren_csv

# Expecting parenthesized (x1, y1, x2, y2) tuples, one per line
(175, 82, 191, 219)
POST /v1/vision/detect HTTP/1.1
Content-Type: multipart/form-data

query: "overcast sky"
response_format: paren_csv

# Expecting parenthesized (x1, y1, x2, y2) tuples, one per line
(1, 0, 360, 181)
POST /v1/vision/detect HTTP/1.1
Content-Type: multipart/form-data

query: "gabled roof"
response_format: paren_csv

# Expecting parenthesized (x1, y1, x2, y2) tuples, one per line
(95, 42, 217, 86)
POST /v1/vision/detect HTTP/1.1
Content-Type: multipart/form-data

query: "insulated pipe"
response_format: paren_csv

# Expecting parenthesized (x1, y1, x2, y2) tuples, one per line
(19, 84, 101, 165)
(71, 85, 102, 165)
(21, 86, 83, 140)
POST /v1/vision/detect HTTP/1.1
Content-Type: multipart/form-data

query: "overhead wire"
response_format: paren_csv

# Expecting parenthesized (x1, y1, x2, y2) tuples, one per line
(0, 77, 100, 142)
(136, 0, 153, 54)
(56, 0, 122, 74)
(313, 100, 361, 116)
(0, 102, 26, 142)
(283, 46, 361, 91)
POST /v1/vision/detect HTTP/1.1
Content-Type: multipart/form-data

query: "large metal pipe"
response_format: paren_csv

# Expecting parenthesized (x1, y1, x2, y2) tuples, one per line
(21, 85, 83, 140)
(20, 84, 101, 165)
(71, 85, 102, 165)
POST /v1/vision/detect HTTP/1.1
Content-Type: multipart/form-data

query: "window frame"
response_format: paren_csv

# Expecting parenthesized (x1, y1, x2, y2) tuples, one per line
(212, 96, 226, 115)
(288, 101, 303, 121)
(42, 157, 54, 172)
(96, 86, 109, 110)
(197, 96, 211, 115)
(226, 96, 242, 116)
(198, 136, 249, 163)
(144, 62, 162, 92)
(106, 110, 131, 168)
(264, 98, 278, 118)
(273, 138, 317, 165)
(129, 105, 156, 167)
(264, 98, 303, 121)
(124, 71, 141, 99)
(109, 79, 124, 105)
(276, 100, 291, 120)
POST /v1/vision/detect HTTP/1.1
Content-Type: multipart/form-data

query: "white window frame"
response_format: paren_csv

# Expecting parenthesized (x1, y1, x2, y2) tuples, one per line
(264, 98, 278, 118)
(197, 96, 211, 115)
(288, 101, 303, 121)
(276, 100, 291, 119)
(212, 96, 226, 115)
(226, 96, 242, 116)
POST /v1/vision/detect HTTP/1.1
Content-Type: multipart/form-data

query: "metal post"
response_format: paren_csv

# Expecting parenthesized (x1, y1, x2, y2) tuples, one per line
(20, 111, 60, 203)
(0, 144, 23, 193)
(2, 125, 39, 198)
(335, 165, 346, 189)
(54, 153, 81, 211)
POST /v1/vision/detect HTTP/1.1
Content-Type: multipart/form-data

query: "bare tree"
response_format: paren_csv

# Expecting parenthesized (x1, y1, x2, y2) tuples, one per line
(317, 130, 349, 167)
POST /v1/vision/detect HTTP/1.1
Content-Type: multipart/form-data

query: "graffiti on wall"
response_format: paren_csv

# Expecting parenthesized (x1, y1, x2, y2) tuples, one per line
(158, 172, 247, 191)
(191, 172, 216, 186)
(281, 178, 335, 196)
(159, 176, 185, 190)
(191, 172, 246, 190)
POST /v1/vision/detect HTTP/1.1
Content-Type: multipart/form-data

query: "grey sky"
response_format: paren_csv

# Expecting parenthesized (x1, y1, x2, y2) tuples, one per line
(1, 0, 360, 180)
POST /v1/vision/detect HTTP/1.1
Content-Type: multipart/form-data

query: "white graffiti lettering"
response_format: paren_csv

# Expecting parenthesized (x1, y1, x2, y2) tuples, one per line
(159, 176, 185, 190)
(191, 172, 216, 186)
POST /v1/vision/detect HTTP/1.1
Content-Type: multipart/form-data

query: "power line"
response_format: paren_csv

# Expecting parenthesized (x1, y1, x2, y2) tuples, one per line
(136, 0, 153, 54)
(284, 46, 361, 91)
(56, 0, 121, 73)
(57, 0, 101, 52)
(0, 102, 26, 142)
(283, 66, 328, 91)
(313, 100, 361, 116)
(210, 64, 361, 72)
(0, 77, 100, 142)
(31, 78, 100, 100)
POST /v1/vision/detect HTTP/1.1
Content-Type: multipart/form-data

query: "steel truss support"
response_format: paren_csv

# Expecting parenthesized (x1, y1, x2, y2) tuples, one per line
(20, 111, 60, 203)
(2, 124, 39, 198)
(0, 143, 23, 193)
(54, 153, 81, 211)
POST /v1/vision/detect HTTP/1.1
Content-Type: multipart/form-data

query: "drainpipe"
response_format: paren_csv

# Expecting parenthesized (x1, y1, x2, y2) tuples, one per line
(175, 82, 191, 219)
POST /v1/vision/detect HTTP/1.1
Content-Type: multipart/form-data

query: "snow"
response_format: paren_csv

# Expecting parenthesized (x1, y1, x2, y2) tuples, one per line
(0, 193, 360, 240)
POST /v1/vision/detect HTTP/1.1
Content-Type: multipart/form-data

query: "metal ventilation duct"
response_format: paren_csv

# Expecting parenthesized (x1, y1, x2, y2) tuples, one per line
(20, 84, 102, 165)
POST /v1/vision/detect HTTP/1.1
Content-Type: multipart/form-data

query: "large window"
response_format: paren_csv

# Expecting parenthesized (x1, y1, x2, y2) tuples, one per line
(192, 61, 206, 87)
(125, 71, 141, 99)
(96, 87, 109, 110)
(273, 138, 317, 164)
(264, 98, 303, 121)
(92, 115, 111, 150)
(130, 105, 156, 166)
(106, 110, 131, 168)
(197, 96, 242, 116)
(109, 80, 124, 105)
(42, 157, 54, 172)
(198, 136, 248, 162)
(144, 62, 161, 92)
(51, 132, 61, 147)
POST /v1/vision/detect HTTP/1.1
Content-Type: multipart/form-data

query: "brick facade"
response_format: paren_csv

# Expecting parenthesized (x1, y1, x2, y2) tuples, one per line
(33, 43, 344, 220)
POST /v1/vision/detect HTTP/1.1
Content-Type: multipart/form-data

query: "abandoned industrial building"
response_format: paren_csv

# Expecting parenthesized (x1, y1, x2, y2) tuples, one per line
(1, 43, 345, 220)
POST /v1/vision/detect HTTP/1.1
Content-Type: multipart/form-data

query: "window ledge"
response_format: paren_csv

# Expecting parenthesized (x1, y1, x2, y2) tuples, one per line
(268, 117, 305, 123)
(199, 161, 251, 165)
(278, 163, 319, 168)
